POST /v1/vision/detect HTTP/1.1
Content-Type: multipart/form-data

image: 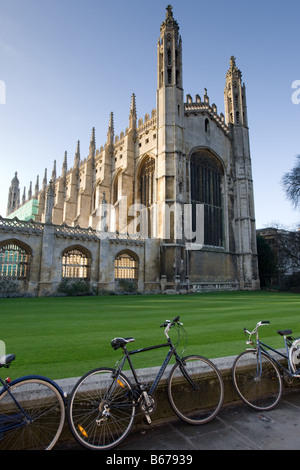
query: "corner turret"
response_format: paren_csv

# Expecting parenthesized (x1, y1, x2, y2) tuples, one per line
(224, 56, 248, 127)
(6, 172, 20, 216)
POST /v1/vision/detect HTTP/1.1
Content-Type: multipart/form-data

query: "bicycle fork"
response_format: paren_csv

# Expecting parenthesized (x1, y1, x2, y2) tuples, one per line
(0, 381, 32, 425)
(253, 347, 263, 381)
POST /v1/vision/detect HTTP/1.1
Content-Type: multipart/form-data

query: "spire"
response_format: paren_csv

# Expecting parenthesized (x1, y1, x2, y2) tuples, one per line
(42, 168, 47, 191)
(62, 151, 67, 177)
(22, 187, 26, 205)
(224, 56, 248, 126)
(129, 93, 137, 130)
(107, 112, 114, 145)
(226, 56, 242, 80)
(158, 5, 182, 89)
(51, 160, 56, 182)
(28, 181, 32, 200)
(11, 171, 19, 185)
(34, 175, 39, 198)
(74, 140, 80, 167)
(130, 93, 137, 118)
(160, 5, 179, 32)
(89, 127, 96, 158)
(6, 172, 20, 215)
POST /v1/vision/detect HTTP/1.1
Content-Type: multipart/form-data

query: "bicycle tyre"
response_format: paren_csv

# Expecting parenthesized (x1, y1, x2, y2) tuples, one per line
(167, 355, 224, 424)
(289, 338, 300, 375)
(67, 367, 136, 450)
(232, 350, 282, 411)
(0, 376, 65, 450)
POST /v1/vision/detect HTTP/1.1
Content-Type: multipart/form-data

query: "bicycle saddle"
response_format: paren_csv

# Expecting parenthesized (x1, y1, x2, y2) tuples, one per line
(0, 354, 16, 366)
(111, 337, 135, 350)
(277, 329, 293, 336)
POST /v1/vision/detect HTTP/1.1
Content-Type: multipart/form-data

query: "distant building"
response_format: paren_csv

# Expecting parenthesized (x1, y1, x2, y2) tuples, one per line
(257, 227, 300, 290)
(2, 6, 259, 296)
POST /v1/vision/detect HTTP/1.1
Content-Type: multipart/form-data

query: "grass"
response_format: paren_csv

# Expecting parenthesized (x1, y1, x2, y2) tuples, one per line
(0, 291, 300, 381)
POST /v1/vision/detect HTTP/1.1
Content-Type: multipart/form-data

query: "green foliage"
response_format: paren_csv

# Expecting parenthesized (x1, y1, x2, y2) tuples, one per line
(0, 279, 20, 294)
(0, 279, 32, 297)
(57, 279, 94, 296)
(117, 279, 137, 293)
(256, 236, 277, 287)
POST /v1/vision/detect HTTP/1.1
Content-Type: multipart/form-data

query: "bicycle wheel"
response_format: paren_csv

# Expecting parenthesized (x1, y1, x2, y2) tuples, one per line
(232, 350, 282, 411)
(167, 355, 224, 424)
(67, 368, 136, 450)
(289, 339, 300, 375)
(0, 377, 65, 450)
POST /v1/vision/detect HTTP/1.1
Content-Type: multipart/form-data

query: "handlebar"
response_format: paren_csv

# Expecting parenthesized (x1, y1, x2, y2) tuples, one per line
(160, 316, 181, 328)
(160, 316, 182, 339)
(243, 321, 270, 343)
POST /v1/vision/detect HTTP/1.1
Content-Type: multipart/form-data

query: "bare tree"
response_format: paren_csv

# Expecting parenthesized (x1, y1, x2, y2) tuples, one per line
(282, 155, 300, 208)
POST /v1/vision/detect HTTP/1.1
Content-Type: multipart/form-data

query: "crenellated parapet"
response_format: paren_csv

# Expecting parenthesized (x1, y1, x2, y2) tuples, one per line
(137, 109, 157, 137)
(184, 91, 230, 137)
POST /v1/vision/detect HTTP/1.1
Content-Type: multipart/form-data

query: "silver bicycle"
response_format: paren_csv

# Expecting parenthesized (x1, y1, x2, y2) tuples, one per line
(232, 320, 300, 411)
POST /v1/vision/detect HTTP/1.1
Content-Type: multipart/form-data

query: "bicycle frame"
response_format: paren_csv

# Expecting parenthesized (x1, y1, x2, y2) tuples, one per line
(0, 374, 66, 434)
(112, 322, 194, 397)
(246, 323, 300, 378)
(114, 339, 180, 397)
(0, 375, 32, 433)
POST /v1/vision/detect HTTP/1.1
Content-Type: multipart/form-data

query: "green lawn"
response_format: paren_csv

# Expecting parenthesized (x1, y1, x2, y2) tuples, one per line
(0, 291, 300, 381)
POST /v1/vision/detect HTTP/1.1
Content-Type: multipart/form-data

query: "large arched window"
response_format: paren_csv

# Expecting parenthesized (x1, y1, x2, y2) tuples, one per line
(0, 240, 31, 280)
(114, 251, 138, 282)
(62, 246, 91, 281)
(190, 150, 223, 247)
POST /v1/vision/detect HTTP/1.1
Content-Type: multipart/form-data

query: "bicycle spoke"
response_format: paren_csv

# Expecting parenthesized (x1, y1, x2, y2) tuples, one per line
(168, 355, 224, 424)
(67, 368, 136, 450)
(0, 378, 65, 450)
(232, 350, 282, 411)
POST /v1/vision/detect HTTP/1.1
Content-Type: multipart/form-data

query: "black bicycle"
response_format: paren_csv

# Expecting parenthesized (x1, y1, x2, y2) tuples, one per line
(67, 316, 224, 450)
(0, 353, 66, 450)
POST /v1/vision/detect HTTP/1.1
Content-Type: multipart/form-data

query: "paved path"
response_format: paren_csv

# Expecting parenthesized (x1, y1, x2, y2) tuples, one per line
(55, 389, 300, 451)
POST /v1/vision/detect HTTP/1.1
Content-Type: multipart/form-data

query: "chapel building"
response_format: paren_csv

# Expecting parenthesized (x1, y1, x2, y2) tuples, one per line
(2, 5, 260, 295)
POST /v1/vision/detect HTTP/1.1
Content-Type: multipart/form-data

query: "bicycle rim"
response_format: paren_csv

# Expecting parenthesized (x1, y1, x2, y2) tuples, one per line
(0, 378, 65, 450)
(232, 350, 282, 411)
(167, 355, 224, 424)
(67, 368, 136, 450)
(289, 339, 300, 375)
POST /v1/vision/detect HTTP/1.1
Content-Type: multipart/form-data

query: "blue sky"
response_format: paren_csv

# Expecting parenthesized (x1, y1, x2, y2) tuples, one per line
(0, 0, 299, 230)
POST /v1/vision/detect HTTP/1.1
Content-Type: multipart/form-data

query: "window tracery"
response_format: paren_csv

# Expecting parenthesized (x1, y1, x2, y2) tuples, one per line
(190, 150, 223, 247)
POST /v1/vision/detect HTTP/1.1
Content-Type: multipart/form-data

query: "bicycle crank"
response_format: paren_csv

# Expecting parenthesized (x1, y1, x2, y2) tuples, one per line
(140, 392, 156, 423)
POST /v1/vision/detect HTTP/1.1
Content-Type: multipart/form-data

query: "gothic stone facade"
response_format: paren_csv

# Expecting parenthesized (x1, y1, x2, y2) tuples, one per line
(3, 6, 260, 296)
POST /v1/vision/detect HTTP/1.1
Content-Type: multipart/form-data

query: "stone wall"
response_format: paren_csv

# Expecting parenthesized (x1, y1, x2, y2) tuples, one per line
(0, 217, 161, 296)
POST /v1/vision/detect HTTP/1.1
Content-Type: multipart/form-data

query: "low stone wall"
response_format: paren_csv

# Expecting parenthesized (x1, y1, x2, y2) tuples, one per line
(56, 352, 300, 445)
